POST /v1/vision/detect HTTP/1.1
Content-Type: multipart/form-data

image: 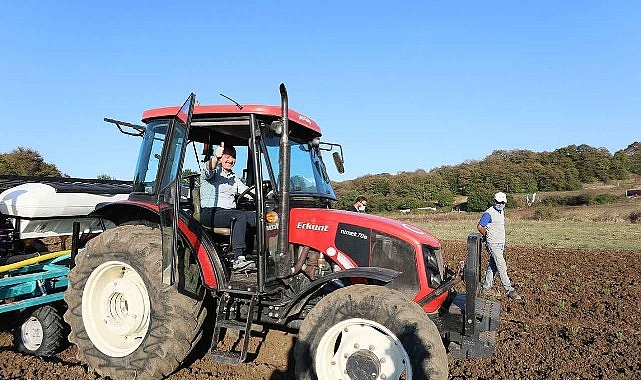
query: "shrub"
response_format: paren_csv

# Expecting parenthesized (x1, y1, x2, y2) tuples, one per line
(568, 193, 592, 206)
(531, 206, 560, 221)
(544, 192, 625, 207)
(629, 211, 641, 224)
(594, 193, 624, 204)
(435, 188, 454, 208)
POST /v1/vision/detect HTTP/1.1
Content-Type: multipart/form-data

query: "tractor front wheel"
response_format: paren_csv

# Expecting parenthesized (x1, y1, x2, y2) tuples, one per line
(64, 225, 207, 380)
(294, 284, 448, 380)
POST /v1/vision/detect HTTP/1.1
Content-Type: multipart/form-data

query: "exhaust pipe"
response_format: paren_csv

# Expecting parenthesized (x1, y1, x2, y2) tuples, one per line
(276, 83, 292, 278)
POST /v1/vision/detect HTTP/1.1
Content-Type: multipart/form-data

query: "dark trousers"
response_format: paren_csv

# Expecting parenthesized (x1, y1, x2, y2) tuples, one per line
(202, 207, 256, 259)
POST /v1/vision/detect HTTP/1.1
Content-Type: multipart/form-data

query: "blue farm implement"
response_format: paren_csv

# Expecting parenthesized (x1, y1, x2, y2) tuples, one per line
(0, 250, 71, 356)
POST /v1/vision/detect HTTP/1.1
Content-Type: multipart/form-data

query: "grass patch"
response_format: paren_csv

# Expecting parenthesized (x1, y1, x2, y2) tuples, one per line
(385, 201, 641, 251)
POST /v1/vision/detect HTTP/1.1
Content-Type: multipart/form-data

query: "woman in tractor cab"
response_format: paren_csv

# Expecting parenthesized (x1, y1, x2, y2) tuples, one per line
(200, 142, 256, 271)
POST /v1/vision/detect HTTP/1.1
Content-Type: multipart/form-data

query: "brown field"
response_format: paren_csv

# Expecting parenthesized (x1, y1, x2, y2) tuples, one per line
(1, 201, 640, 379)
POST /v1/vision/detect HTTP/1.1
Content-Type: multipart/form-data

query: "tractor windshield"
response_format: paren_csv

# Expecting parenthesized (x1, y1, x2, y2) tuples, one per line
(264, 135, 336, 200)
(132, 120, 168, 194)
(131, 118, 189, 196)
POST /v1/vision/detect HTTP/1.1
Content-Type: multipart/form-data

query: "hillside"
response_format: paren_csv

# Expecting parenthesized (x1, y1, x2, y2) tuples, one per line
(332, 142, 641, 212)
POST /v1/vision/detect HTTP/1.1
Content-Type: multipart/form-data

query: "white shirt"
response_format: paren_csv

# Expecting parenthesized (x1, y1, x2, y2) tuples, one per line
(200, 166, 248, 209)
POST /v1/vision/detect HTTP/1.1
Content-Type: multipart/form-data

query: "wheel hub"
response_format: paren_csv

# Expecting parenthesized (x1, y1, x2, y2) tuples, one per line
(346, 349, 381, 380)
(82, 261, 151, 357)
(21, 317, 44, 351)
(315, 318, 411, 380)
(101, 276, 149, 336)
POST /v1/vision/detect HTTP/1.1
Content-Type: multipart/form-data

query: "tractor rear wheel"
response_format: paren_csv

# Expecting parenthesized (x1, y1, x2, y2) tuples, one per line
(294, 284, 448, 380)
(64, 225, 207, 380)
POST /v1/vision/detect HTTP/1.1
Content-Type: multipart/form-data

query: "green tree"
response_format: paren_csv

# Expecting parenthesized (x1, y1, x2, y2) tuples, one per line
(182, 168, 199, 178)
(466, 185, 496, 212)
(0, 147, 64, 176)
(435, 188, 454, 208)
(615, 142, 641, 175)
(563, 144, 614, 183)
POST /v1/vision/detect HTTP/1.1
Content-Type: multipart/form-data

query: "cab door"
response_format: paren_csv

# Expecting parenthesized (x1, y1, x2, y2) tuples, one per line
(156, 94, 196, 285)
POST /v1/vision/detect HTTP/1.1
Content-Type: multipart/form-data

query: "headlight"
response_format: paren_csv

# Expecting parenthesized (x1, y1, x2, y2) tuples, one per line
(423, 245, 444, 288)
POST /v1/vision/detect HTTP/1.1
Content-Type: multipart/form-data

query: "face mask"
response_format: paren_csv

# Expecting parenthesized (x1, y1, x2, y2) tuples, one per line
(495, 205, 504, 211)
(357, 205, 366, 212)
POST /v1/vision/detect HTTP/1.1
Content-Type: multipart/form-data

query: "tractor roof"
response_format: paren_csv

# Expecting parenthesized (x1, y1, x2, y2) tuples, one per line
(142, 104, 321, 134)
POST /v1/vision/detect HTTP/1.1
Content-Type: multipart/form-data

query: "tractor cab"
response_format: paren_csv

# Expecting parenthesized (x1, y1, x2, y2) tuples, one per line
(129, 88, 344, 291)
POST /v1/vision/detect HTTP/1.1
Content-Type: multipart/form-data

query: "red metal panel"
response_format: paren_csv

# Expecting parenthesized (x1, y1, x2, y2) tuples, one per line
(142, 104, 321, 134)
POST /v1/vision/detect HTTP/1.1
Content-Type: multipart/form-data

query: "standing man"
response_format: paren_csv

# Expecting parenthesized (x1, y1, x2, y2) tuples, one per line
(350, 196, 368, 213)
(477, 192, 522, 300)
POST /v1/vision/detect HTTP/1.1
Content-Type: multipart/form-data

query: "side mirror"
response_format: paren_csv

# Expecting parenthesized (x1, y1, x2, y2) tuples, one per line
(332, 151, 345, 174)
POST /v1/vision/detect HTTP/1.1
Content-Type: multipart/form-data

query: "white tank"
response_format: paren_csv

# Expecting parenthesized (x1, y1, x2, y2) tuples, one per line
(0, 183, 129, 239)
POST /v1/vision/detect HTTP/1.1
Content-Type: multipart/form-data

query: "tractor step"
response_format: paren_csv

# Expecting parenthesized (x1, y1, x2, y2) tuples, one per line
(210, 350, 245, 365)
(216, 319, 247, 330)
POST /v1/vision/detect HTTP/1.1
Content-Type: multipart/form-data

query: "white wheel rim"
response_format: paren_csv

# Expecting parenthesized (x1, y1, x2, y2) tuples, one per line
(82, 261, 151, 357)
(21, 316, 44, 351)
(315, 318, 412, 380)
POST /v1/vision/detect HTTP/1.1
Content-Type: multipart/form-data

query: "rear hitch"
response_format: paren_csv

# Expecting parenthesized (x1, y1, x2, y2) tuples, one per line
(447, 233, 501, 359)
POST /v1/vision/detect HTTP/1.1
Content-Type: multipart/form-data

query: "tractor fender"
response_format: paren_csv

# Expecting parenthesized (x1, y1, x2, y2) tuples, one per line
(90, 200, 160, 226)
(278, 267, 401, 323)
(89, 201, 225, 290)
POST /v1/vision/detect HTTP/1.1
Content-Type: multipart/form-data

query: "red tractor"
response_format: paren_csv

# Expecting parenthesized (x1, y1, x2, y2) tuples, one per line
(63, 84, 499, 380)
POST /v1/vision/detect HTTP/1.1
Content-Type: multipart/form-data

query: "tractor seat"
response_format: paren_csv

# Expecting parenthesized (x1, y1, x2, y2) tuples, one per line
(208, 226, 231, 236)
(203, 219, 236, 260)
(192, 186, 233, 237)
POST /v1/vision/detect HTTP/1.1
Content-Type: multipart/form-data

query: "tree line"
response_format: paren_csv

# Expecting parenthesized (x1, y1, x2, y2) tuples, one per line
(332, 142, 641, 212)
(2, 143, 640, 213)
(0, 147, 116, 181)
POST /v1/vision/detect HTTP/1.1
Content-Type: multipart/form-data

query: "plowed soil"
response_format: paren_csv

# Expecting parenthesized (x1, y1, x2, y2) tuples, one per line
(1, 241, 639, 379)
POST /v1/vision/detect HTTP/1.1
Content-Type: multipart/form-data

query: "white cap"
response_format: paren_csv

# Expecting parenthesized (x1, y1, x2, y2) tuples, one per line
(494, 192, 507, 203)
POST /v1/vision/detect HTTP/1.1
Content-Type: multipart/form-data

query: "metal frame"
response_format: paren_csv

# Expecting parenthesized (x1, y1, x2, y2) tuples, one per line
(0, 251, 71, 314)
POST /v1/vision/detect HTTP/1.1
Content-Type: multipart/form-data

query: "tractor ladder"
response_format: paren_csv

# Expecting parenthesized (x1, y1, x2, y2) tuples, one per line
(210, 290, 259, 365)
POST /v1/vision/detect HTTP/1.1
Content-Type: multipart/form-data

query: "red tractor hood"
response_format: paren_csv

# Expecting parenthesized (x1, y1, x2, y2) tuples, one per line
(288, 208, 441, 269)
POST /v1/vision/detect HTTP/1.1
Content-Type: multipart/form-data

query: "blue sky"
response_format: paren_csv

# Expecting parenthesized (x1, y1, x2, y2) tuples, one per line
(1, 1, 639, 181)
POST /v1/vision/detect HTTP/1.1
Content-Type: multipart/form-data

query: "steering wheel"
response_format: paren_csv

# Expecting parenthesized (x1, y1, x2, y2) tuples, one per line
(237, 184, 256, 201)
(235, 180, 275, 210)
(236, 184, 256, 210)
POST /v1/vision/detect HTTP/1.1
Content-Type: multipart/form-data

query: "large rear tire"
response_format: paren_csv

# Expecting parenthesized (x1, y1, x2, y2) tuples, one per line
(64, 225, 207, 380)
(294, 284, 448, 380)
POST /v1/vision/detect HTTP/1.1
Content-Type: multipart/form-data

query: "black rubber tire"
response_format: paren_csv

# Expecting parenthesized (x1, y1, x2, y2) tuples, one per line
(13, 305, 66, 357)
(64, 225, 207, 380)
(294, 284, 448, 380)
